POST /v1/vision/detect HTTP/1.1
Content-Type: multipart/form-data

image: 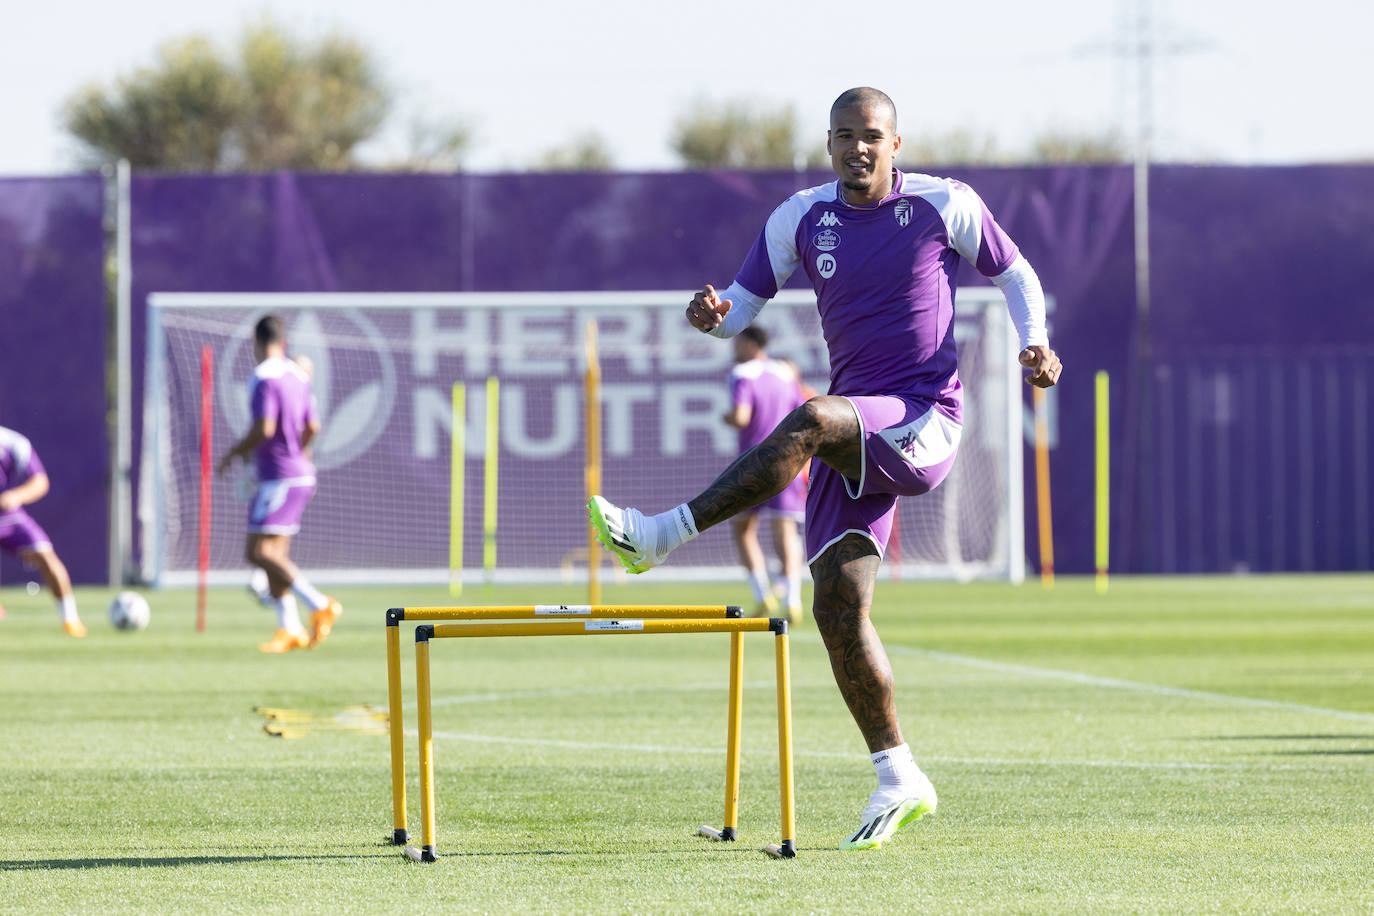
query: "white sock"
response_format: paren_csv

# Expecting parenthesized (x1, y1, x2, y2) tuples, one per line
(784, 574, 802, 608)
(273, 594, 305, 633)
(652, 503, 699, 557)
(58, 594, 79, 623)
(289, 577, 329, 612)
(872, 743, 921, 792)
(747, 571, 770, 604)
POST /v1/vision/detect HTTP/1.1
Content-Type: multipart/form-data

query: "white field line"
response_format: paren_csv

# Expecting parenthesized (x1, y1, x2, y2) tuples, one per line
(406, 636, 1372, 771)
(418, 729, 1346, 773)
(886, 643, 1374, 725)
(425, 681, 782, 708)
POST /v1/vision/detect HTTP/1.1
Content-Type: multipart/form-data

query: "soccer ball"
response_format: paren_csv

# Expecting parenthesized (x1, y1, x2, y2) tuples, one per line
(108, 591, 151, 631)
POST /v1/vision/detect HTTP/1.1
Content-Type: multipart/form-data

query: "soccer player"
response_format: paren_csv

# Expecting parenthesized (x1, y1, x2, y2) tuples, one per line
(722, 326, 806, 624)
(0, 426, 87, 636)
(590, 87, 1062, 850)
(217, 315, 342, 654)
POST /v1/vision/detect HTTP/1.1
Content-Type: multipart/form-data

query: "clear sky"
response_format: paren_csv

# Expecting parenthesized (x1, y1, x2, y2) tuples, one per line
(2, 0, 1371, 175)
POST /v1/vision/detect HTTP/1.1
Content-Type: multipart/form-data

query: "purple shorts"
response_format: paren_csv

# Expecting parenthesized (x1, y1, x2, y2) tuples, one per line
(0, 509, 52, 556)
(804, 395, 960, 564)
(248, 477, 316, 535)
(745, 467, 807, 521)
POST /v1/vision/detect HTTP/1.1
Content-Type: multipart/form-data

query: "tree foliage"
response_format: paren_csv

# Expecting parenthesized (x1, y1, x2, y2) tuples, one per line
(532, 132, 614, 171)
(671, 101, 825, 170)
(62, 22, 391, 171)
(1028, 130, 1130, 163)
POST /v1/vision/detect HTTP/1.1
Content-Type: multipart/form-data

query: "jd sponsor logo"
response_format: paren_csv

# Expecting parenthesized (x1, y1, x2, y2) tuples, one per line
(816, 253, 837, 279)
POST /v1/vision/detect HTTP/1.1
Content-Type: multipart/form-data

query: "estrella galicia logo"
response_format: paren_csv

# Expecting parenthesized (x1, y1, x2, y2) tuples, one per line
(813, 228, 840, 252)
(894, 199, 912, 227)
(219, 308, 397, 472)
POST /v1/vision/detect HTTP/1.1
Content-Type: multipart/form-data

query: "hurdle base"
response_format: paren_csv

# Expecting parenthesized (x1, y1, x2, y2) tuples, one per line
(763, 840, 797, 859)
(391, 828, 409, 846)
(402, 844, 439, 863)
(697, 825, 736, 842)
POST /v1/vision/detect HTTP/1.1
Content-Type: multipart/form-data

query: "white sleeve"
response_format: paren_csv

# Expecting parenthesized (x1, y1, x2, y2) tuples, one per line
(704, 281, 768, 339)
(989, 255, 1048, 350)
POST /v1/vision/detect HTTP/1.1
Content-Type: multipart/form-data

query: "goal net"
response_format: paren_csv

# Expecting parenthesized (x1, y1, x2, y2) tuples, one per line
(141, 291, 1023, 586)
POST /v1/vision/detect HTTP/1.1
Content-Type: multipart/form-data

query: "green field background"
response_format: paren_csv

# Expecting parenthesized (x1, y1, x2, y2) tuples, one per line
(1, 576, 1371, 914)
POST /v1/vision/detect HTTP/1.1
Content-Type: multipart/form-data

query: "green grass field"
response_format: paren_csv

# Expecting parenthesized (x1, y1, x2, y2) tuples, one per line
(2, 575, 1372, 914)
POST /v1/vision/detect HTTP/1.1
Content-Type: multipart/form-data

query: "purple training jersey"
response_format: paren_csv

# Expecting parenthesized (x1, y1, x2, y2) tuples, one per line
(731, 170, 1020, 418)
(730, 357, 807, 452)
(0, 426, 53, 554)
(0, 426, 46, 518)
(249, 357, 318, 482)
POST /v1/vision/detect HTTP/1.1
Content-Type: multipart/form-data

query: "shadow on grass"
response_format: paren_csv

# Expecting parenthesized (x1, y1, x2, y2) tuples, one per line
(1, 853, 372, 871)
(1199, 734, 1374, 741)
(1269, 749, 1374, 757)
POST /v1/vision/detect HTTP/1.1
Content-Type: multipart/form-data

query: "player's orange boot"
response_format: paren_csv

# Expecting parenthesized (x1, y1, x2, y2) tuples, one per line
(62, 619, 88, 638)
(309, 598, 343, 647)
(259, 628, 309, 653)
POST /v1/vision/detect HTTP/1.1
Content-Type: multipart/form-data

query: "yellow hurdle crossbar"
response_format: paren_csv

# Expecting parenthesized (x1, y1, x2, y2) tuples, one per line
(389, 607, 795, 863)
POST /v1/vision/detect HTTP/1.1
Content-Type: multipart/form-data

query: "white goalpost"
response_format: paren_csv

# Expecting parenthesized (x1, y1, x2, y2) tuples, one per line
(141, 290, 1024, 587)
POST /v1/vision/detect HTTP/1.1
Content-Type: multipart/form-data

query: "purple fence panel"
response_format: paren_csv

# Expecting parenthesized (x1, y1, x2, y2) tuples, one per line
(0, 176, 107, 585)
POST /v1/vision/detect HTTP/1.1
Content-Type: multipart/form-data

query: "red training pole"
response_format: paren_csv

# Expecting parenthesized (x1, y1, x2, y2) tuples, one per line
(197, 345, 213, 632)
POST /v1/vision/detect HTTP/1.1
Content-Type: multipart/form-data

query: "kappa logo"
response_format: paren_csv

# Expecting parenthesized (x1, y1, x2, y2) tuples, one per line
(220, 308, 398, 472)
(813, 228, 840, 252)
(816, 211, 843, 227)
(894, 199, 912, 227)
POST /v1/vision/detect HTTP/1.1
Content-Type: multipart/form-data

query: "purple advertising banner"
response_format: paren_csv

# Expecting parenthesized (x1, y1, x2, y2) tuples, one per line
(1135, 166, 1374, 572)
(124, 164, 1371, 578)
(129, 168, 1136, 578)
(0, 176, 107, 587)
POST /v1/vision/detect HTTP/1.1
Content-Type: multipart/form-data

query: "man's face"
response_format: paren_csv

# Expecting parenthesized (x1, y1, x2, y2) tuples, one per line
(827, 102, 901, 203)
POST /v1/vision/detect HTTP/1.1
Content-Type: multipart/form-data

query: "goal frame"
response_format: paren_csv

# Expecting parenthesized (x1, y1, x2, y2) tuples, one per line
(141, 290, 1024, 587)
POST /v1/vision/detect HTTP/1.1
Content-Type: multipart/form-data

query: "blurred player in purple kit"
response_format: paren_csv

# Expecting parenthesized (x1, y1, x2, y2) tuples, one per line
(722, 326, 806, 624)
(590, 87, 1061, 850)
(217, 315, 342, 653)
(0, 426, 87, 636)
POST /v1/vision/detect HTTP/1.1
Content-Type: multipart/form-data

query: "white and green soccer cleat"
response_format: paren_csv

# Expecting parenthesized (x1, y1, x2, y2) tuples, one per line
(587, 495, 665, 574)
(840, 780, 938, 850)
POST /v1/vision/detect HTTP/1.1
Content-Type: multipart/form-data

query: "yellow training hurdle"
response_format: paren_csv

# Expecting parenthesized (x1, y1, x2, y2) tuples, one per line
(384, 605, 796, 862)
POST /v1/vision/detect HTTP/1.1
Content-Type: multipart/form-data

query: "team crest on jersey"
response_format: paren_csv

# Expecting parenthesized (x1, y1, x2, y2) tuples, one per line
(817, 211, 843, 227)
(894, 199, 912, 227)
(813, 228, 840, 251)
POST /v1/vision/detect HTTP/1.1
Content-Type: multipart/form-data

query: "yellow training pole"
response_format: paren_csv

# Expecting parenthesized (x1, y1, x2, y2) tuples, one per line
(386, 619, 407, 845)
(407, 633, 438, 863)
(449, 381, 466, 597)
(1095, 371, 1110, 594)
(698, 630, 744, 843)
(584, 320, 602, 605)
(763, 628, 797, 859)
(1032, 385, 1055, 589)
(483, 377, 499, 584)
(724, 631, 744, 834)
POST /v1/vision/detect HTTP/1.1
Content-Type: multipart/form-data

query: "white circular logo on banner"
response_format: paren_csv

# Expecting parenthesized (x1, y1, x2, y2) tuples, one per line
(219, 309, 397, 472)
(816, 253, 837, 279)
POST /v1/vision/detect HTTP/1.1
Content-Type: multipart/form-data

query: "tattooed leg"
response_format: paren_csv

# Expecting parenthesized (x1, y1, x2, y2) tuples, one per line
(688, 396, 862, 532)
(810, 534, 903, 753)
